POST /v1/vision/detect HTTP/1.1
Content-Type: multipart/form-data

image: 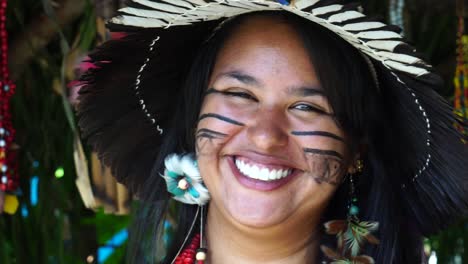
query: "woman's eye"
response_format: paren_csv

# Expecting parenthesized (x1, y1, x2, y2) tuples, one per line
(292, 103, 327, 114)
(222, 91, 258, 101)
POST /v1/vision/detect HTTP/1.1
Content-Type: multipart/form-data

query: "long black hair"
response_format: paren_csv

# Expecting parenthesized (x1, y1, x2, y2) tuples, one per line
(126, 11, 464, 263)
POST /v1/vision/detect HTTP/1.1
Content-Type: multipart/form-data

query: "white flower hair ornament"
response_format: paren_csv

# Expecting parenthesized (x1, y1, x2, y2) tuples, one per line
(162, 154, 210, 205)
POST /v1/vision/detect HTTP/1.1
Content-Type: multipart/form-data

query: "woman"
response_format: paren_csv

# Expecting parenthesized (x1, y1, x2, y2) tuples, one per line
(77, 1, 468, 263)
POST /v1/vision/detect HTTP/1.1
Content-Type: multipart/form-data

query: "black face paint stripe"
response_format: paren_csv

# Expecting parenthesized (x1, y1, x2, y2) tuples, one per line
(292, 131, 344, 142)
(303, 148, 344, 160)
(198, 113, 245, 126)
(196, 128, 228, 139)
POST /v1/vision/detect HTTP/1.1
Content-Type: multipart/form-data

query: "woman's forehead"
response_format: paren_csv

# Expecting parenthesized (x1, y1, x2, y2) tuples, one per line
(216, 15, 306, 58)
(210, 15, 319, 88)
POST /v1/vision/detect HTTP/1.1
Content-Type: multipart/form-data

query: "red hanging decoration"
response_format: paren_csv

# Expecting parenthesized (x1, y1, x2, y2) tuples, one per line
(174, 233, 207, 264)
(0, 0, 19, 192)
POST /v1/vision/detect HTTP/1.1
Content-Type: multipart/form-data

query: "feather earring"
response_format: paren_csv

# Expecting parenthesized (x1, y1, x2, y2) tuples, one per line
(321, 161, 380, 264)
(162, 154, 210, 205)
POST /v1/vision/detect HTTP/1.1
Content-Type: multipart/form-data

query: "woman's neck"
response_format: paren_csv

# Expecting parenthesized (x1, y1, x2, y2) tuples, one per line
(205, 203, 322, 264)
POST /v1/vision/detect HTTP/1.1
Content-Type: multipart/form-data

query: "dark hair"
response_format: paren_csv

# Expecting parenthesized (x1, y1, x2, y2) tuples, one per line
(128, 11, 426, 263)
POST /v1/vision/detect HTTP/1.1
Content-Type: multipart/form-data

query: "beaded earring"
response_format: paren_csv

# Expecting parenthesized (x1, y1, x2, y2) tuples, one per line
(162, 154, 210, 263)
(321, 160, 380, 263)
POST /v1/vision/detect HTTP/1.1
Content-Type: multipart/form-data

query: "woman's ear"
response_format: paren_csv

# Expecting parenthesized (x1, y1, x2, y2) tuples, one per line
(348, 158, 364, 174)
(347, 155, 360, 174)
(347, 144, 367, 174)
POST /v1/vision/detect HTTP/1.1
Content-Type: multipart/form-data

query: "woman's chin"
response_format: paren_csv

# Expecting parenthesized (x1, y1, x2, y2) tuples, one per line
(222, 195, 291, 228)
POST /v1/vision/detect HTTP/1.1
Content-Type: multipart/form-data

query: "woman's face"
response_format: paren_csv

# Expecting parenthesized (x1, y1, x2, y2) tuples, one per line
(196, 16, 348, 228)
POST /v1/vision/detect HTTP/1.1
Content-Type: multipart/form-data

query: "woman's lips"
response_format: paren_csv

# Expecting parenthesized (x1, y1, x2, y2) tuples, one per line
(227, 155, 300, 191)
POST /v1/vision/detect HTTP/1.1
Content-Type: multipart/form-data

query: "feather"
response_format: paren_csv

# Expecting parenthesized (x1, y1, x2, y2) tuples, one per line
(311, 4, 343, 16)
(384, 60, 429, 76)
(197, 3, 255, 14)
(324, 219, 348, 234)
(366, 40, 402, 51)
(180, 155, 201, 180)
(162, 154, 210, 205)
(110, 15, 166, 27)
(293, 0, 320, 10)
(356, 30, 402, 39)
(328, 11, 365, 23)
(164, 155, 184, 175)
(120, 7, 176, 20)
(224, 0, 276, 10)
(320, 245, 342, 260)
(376, 51, 422, 65)
(133, 0, 189, 13)
(332, 30, 362, 44)
(184, 0, 208, 5)
(353, 255, 375, 264)
(342, 21, 386, 31)
(364, 233, 380, 245)
(160, 0, 196, 9)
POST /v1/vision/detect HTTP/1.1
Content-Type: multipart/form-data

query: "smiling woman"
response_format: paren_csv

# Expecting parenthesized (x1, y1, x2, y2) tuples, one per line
(76, 1, 468, 263)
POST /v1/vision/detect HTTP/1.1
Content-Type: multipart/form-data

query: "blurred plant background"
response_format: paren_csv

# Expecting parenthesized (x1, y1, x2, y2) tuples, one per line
(0, 0, 466, 263)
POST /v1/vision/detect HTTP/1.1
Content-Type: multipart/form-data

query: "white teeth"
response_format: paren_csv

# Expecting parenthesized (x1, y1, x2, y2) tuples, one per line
(235, 158, 293, 182)
(268, 170, 276, 180)
(252, 166, 260, 179)
(281, 169, 288, 178)
(278, 170, 285, 179)
(258, 168, 266, 180)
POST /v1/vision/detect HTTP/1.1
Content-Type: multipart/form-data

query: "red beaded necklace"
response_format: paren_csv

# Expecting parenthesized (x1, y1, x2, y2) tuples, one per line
(0, 0, 18, 193)
(173, 233, 207, 264)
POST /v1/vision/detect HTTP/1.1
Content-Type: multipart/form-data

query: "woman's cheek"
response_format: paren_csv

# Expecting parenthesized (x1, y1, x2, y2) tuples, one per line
(289, 118, 348, 185)
(196, 96, 252, 156)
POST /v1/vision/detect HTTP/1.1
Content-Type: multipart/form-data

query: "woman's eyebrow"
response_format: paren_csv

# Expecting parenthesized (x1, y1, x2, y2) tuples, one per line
(214, 70, 324, 98)
(288, 86, 325, 97)
(215, 70, 262, 87)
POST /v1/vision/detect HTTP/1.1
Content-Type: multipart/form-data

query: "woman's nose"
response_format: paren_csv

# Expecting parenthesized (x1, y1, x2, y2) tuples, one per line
(246, 108, 288, 151)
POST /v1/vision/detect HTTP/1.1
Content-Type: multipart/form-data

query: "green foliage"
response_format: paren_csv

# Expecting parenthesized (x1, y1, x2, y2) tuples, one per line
(0, 0, 100, 263)
(428, 220, 468, 264)
(82, 208, 130, 245)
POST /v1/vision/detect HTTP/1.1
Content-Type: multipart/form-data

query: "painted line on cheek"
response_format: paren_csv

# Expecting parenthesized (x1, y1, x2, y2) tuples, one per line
(303, 148, 344, 161)
(291, 131, 344, 142)
(198, 113, 245, 127)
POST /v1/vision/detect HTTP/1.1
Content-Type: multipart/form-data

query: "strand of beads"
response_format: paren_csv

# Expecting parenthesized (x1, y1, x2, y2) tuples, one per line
(0, 0, 19, 192)
(173, 233, 207, 264)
